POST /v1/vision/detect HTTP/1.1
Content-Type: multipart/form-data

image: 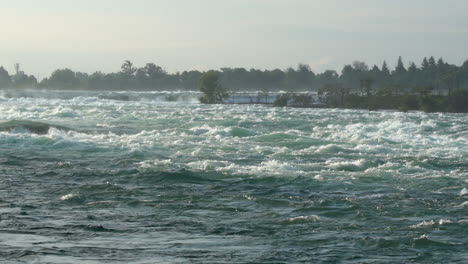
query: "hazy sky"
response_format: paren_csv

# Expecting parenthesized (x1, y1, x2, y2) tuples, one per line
(1, 0, 467, 77)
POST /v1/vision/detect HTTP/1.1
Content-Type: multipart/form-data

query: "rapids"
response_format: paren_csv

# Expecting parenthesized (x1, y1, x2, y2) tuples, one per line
(0, 91, 467, 263)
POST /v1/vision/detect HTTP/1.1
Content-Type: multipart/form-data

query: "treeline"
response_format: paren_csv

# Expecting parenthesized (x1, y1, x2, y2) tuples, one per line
(313, 57, 468, 113)
(0, 64, 38, 89)
(1, 57, 468, 94)
(271, 89, 468, 113)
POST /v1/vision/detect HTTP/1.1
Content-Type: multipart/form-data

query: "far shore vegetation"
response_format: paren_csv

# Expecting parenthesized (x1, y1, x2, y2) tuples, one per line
(1, 57, 468, 113)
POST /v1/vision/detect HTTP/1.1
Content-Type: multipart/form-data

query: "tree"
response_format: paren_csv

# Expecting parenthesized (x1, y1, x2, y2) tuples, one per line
(360, 79, 374, 97)
(265, 69, 286, 90)
(144, 63, 165, 78)
(319, 82, 349, 107)
(135, 68, 148, 89)
(437, 58, 446, 69)
(340, 64, 359, 91)
(198, 71, 229, 104)
(381, 61, 390, 77)
(0, 66, 12, 88)
(352, 61, 369, 72)
(428, 56, 436, 69)
(407, 62, 418, 74)
(393, 56, 407, 75)
(121, 60, 136, 76)
(317, 70, 339, 88)
(273, 93, 291, 107)
(42, 69, 79, 89)
(12, 72, 37, 88)
(180, 70, 202, 90)
(449, 89, 468, 112)
(421, 57, 429, 71)
(296, 63, 315, 87)
(370, 65, 380, 73)
(284, 67, 298, 91)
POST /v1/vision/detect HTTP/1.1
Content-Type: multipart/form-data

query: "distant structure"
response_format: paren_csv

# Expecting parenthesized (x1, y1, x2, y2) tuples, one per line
(14, 63, 20, 75)
(14, 63, 26, 77)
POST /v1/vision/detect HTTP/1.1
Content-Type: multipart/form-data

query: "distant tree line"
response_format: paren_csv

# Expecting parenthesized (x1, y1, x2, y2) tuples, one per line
(0, 63, 38, 89)
(313, 57, 468, 113)
(1, 57, 468, 95)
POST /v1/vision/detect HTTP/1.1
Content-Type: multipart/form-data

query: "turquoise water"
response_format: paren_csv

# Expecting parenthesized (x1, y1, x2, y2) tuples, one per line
(0, 91, 467, 263)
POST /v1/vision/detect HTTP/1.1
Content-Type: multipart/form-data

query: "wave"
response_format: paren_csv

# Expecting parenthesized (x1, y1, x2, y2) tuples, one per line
(286, 215, 321, 224)
(0, 89, 201, 103)
(0, 120, 72, 135)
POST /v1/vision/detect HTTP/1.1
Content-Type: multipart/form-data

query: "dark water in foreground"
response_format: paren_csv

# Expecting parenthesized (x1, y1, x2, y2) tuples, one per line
(0, 91, 467, 263)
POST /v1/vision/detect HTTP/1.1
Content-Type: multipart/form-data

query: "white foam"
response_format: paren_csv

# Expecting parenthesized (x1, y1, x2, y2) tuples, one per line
(410, 219, 453, 228)
(60, 194, 76, 201)
(415, 234, 429, 240)
(410, 220, 435, 228)
(326, 159, 369, 171)
(314, 175, 324, 181)
(216, 159, 304, 177)
(288, 215, 321, 223)
(243, 194, 255, 201)
(138, 159, 173, 169)
(314, 144, 345, 153)
(438, 219, 452, 225)
(460, 188, 468, 196)
(187, 160, 232, 171)
(1, 93, 467, 180)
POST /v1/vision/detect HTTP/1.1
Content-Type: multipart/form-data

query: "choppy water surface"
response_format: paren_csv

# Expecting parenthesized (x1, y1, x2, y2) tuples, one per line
(0, 91, 467, 263)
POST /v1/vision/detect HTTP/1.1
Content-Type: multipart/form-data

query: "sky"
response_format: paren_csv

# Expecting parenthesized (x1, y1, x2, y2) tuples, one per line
(1, 0, 467, 78)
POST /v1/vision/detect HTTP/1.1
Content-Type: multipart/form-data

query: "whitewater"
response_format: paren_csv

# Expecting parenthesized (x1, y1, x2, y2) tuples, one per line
(0, 90, 467, 263)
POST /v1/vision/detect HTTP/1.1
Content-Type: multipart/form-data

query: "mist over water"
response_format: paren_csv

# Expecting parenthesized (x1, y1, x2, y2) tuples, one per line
(0, 91, 467, 263)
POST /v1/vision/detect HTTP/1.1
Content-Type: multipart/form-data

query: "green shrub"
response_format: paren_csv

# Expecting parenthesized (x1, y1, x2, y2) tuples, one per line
(400, 94, 419, 111)
(273, 93, 291, 107)
(291, 94, 313, 107)
(448, 89, 468, 113)
(198, 71, 229, 104)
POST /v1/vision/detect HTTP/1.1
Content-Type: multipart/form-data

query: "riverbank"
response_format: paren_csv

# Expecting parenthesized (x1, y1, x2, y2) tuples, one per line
(236, 90, 468, 113)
